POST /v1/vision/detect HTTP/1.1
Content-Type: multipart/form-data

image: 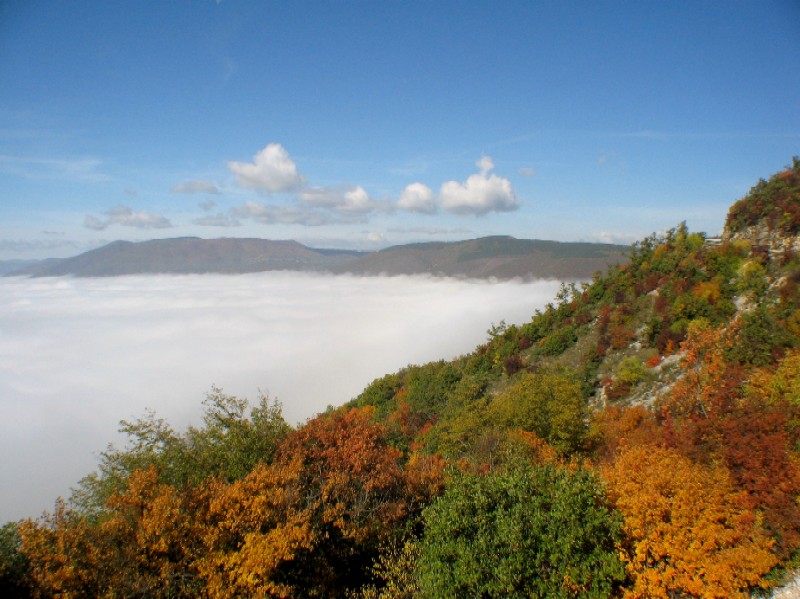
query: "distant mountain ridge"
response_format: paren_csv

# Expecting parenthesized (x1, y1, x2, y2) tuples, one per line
(333, 235, 627, 279)
(0, 259, 41, 275)
(8, 238, 364, 278)
(7, 235, 628, 279)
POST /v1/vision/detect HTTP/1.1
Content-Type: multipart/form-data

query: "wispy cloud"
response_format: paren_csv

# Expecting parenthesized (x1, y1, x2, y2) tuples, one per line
(387, 226, 473, 235)
(0, 154, 110, 182)
(84, 205, 172, 230)
(616, 129, 800, 142)
(298, 186, 390, 215)
(387, 158, 432, 177)
(582, 231, 639, 245)
(231, 200, 339, 226)
(0, 273, 562, 522)
(192, 213, 240, 227)
(171, 180, 221, 195)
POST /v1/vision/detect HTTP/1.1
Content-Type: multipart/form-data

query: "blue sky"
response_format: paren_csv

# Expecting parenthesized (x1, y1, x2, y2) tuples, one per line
(1, 0, 799, 260)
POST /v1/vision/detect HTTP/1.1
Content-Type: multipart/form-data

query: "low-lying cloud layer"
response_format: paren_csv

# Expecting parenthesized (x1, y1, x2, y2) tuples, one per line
(0, 273, 562, 522)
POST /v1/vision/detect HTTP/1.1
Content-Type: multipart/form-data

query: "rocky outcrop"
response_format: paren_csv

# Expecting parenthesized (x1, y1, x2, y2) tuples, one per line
(722, 221, 800, 256)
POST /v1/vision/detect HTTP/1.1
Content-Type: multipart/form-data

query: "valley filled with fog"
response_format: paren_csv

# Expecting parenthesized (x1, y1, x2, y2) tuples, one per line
(0, 272, 563, 522)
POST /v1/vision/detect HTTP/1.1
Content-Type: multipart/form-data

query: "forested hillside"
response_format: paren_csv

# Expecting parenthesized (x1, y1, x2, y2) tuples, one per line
(2, 159, 800, 598)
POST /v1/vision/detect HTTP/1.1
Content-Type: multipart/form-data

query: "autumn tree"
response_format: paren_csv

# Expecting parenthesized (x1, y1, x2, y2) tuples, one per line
(712, 397, 800, 559)
(98, 467, 206, 597)
(602, 445, 776, 598)
(268, 407, 442, 596)
(19, 467, 208, 598)
(658, 319, 742, 420)
(588, 404, 661, 463)
(0, 522, 31, 598)
(195, 459, 313, 598)
(658, 324, 800, 559)
(18, 501, 109, 597)
(748, 347, 800, 440)
(72, 388, 289, 514)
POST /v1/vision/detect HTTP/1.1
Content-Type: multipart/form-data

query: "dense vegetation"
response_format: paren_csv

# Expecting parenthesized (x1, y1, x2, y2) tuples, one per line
(3, 159, 800, 597)
(727, 157, 800, 236)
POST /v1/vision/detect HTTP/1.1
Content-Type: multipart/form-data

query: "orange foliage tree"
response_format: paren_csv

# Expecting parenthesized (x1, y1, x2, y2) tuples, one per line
(602, 445, 776, 598)
(18, 501, 107, 597)
(19, 407, 445, 598)
(659, 325, 800, 559)
(659, 321, 743, 420)
(195, 459, 313, 598)
(19, 467, 205, 598)
(712, 397, 800, 559)
(589, 404, 661, 463)
(266, 406, 443, 595)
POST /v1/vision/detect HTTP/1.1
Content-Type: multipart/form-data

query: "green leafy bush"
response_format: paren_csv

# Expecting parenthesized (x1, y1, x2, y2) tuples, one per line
(615, 356, 647, 387)
(417, 465, 625, 598)
(487, 369, 587, 454)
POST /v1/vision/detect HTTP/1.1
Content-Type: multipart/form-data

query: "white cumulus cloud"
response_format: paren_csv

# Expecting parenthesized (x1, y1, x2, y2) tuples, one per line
(439, 156, 519, 215)
(398, 182, 436, 214)
(84, 205, 172, 230)
(228, 143, 306, 192)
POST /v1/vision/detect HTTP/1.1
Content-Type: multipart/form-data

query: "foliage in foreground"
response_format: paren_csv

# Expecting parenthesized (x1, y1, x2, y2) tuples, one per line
(416, 464, 625, 598)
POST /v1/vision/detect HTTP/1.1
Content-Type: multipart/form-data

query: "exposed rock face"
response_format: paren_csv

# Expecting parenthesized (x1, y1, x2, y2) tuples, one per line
(723, 221, 800, 256)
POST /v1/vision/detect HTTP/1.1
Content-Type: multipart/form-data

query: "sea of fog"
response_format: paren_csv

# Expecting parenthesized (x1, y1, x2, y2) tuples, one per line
(0, 272, 563, 522)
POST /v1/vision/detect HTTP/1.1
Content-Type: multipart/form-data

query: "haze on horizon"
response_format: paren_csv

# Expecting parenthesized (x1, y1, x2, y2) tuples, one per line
(0, 271, 563, 523)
